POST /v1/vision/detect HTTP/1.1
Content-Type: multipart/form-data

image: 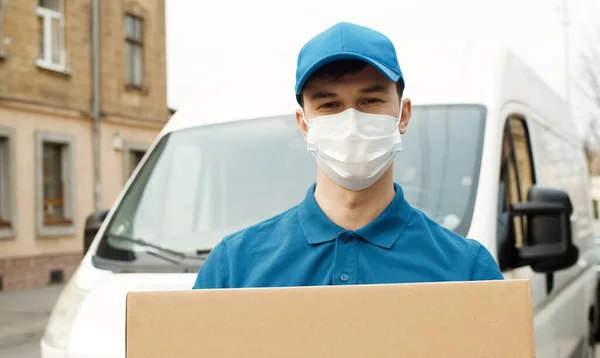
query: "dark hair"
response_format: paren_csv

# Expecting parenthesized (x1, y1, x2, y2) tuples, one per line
(299, 59, 405, 107)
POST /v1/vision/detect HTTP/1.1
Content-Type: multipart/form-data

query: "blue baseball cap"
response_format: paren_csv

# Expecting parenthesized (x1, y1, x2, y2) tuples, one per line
(295, 22, 404, 104)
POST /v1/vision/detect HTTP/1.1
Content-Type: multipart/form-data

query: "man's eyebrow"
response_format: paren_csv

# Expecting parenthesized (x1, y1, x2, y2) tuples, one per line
(311, 91, 338, 100)
(360, 84, 387, 94)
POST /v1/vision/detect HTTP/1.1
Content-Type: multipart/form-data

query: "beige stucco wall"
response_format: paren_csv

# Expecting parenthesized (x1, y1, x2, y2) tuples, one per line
(0, 104, 163, 259)
(0, 105, 93, 259)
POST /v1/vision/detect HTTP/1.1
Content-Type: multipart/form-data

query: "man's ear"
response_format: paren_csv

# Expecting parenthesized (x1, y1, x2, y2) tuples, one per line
(399, 98, 412, 135)
(296, 108, 308, 139)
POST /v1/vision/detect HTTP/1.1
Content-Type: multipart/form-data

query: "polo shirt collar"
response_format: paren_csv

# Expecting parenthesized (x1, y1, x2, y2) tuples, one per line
(355, 183, 413, 249)
(298, 183, 413, 249)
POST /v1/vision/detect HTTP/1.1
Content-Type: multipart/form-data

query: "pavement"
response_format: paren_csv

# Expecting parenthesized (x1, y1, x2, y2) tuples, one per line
(0, 284, 64, 358)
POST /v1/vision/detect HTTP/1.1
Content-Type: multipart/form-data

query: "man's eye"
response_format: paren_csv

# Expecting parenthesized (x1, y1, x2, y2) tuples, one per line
(363, 98, 382, 105)
(318, 102, 339, 109)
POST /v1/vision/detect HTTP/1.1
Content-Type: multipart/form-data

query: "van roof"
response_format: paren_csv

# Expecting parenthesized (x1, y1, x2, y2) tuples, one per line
(162, 41, 574, 139)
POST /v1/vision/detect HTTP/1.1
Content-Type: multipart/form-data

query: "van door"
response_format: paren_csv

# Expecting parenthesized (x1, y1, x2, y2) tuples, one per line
(530, 120, 594, 358)
(497, 115, 557, 358)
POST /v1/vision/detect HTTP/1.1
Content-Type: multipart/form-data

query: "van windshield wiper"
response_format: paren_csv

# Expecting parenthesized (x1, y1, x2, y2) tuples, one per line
(195, 248, 212, 255)
(106, 233, 210, 263)
(106, 233, 188, 259)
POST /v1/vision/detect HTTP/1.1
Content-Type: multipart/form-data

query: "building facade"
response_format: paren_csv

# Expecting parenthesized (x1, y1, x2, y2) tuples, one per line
(0, 0, 169, 291)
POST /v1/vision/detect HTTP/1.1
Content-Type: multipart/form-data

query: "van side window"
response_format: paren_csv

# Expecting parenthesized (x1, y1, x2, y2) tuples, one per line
(509, 118, 535, 201)
(498, 116, 535, 267)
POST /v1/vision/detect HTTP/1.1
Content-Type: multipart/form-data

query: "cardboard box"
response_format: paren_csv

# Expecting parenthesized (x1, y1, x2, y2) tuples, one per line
(126, 280, 534, 358)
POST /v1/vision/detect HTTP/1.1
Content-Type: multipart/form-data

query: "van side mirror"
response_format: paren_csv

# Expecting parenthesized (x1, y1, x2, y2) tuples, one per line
(510, 186, 578, 273)
(83, 209, 110, 255)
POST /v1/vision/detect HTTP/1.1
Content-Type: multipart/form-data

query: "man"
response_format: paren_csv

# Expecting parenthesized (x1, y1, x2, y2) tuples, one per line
(193, 22, 503, 289)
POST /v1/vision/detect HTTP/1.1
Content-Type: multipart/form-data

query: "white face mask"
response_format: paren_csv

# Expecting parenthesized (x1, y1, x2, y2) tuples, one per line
(303, 108, 402, 191)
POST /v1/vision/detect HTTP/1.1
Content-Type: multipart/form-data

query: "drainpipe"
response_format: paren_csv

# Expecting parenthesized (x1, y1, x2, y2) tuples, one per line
(91, 0, 101, 212)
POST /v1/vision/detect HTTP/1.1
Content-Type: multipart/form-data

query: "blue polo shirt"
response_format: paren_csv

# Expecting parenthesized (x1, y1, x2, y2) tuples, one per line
(192, 183, 503, 289)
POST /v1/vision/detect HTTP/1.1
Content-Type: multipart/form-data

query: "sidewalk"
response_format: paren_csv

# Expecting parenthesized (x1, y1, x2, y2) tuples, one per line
(0, 284, 64, 352)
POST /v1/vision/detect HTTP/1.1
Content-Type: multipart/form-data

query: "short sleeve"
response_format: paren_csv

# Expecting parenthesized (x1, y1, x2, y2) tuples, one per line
(470, 242, 504, 281)
(192, 240, 230, 289)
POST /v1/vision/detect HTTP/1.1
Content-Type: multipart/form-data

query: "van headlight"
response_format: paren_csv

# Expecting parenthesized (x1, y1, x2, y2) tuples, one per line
(42, 279, 89, 350)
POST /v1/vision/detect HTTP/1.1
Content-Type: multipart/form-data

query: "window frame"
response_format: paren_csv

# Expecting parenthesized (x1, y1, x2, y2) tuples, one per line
(508, 117, 536, 195)
(125, 14, 144, 88)
(500, 116, 537, 188)
(498, 115, 536, 265)
(0, 126, 16, 239)
(36, 0, 67, 72)
(123, 141, 149, 184)
(35, 131, 76, 237)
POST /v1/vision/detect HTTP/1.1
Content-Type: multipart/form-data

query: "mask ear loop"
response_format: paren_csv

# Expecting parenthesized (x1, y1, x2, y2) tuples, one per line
(395, 103, 404, 126)
(301, 109, 311, 128)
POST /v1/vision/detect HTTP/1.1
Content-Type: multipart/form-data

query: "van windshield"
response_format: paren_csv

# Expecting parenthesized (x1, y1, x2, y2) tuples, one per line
(95, 105, 486, 266)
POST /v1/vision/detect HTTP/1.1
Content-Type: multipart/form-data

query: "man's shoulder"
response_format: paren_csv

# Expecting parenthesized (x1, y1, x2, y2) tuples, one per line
(220, 205, 300, 249)
(409, 208, 483, 254)
(409, 208, 502, 280)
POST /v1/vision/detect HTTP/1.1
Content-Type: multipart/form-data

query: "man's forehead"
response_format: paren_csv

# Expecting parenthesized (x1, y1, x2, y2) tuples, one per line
(304, 78, 394, 99)
(307, 84, 391, 100)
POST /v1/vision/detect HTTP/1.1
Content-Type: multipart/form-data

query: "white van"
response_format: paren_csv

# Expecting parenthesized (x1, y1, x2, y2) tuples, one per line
(41, 42, 598, 358)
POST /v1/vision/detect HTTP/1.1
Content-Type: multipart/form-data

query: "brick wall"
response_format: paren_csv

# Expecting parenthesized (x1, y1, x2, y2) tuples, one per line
(0, 0, 168, 123)
(99, 0, 168, 123)
(0, 253, 82, 291)
(0, 0, 93, 112)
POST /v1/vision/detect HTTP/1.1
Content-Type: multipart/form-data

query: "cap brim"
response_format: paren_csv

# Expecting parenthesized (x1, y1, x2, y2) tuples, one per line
(295, 52, 402, 103)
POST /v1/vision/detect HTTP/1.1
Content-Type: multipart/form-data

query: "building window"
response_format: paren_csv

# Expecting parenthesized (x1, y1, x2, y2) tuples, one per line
(36, 0, 65, 70)
(128, 150, 145, 177)
(124, 142, 148, 183)
(43, 143, 68, 223)
(0, 126, 15, 238)
(36, 132, 75, 237)
(125, 14, 143, 87)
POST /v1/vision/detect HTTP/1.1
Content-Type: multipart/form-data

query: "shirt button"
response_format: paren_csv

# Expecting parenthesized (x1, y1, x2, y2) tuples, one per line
(339, 232, 353, 243)
(340, 273, 349, 282)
